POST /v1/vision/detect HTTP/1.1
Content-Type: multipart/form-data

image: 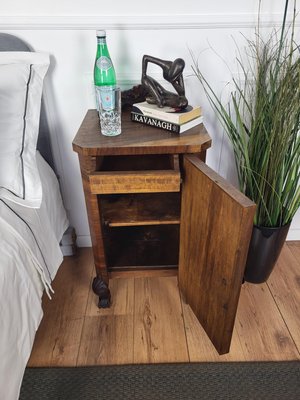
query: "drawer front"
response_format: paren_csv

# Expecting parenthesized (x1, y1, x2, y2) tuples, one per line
(89, 170, 180, 194)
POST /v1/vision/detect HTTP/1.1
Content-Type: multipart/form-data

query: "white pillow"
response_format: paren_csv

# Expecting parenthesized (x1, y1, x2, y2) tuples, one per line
(0, 52, 50, 208)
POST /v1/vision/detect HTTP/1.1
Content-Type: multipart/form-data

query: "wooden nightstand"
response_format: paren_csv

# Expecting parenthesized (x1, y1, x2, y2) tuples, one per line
(73, 110, 255, 355)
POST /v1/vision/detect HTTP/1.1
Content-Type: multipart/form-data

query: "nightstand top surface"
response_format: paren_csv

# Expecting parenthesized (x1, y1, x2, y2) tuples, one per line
(72, 110, 212, 156)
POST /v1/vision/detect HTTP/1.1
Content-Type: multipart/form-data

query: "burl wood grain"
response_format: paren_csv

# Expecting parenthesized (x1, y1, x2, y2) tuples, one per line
(89, 170, 181, 194)
(79, 154, 108, 281)
(73, 111, 212, 298)
(72, 110, 212, 156)
(178, 155, 256, 355)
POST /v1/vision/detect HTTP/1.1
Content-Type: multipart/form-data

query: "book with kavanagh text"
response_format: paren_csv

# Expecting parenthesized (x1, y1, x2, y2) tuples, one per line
(132, 102, 202, 125)
(131, 111, 203, 134)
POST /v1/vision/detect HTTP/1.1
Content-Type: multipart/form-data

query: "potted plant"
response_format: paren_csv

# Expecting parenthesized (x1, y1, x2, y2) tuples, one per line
(193, 0, 300, 283)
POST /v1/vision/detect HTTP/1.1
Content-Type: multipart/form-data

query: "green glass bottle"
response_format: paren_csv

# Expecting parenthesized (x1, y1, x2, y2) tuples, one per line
(94, 30, 116, 88)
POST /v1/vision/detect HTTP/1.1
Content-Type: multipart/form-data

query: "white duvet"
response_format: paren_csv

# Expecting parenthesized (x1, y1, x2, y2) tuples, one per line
(0, 152, 69, 400)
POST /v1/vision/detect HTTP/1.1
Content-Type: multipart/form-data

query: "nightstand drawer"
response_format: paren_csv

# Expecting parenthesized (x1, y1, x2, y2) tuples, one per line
(89, 154, 180, 194)
(89, 170, 180, 194)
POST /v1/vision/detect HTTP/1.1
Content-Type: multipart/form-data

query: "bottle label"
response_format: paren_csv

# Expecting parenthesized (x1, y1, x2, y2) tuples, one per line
(96, 56, 113, 71)
(100, 88, 115, 111)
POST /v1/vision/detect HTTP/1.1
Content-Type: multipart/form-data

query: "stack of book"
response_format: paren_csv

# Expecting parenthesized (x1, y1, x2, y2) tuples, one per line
(131, 101, 203, 134)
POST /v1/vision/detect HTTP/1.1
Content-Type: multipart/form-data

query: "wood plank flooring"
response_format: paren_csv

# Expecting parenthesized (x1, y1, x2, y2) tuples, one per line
(28, 243, 300, 366)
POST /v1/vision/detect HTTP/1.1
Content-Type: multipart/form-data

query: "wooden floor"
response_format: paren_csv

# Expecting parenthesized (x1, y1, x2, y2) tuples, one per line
(28, 243, 300, 366)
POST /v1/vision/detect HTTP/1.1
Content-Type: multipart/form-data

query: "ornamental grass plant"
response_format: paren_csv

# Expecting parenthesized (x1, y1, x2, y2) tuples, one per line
(193, 0, 300, 227)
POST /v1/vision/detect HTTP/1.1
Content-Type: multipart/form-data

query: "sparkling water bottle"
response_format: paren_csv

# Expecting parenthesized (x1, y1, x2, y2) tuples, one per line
(94, 30, 116, 110)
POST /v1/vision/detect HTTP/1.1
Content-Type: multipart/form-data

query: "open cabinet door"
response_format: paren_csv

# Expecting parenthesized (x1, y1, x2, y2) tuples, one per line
(178, 155, 256, 355)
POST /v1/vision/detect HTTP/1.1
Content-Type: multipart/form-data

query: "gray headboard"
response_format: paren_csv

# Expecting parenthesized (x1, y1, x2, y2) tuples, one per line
(0, 32, 55, 170)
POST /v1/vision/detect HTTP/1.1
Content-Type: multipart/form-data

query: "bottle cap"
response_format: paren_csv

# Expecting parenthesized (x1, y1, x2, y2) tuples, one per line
(96, 30, 106, 38)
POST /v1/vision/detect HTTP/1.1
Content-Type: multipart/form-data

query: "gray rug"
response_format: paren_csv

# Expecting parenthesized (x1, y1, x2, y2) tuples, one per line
(20, 362, 300, 400)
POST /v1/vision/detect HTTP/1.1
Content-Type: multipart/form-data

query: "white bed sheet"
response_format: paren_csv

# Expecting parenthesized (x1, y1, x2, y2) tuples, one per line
(0, 152, 69, 400)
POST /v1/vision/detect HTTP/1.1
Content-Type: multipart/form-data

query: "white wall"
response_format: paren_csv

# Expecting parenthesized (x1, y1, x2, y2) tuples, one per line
(1, 0, 299, 243)
(0, 0, 290, 16)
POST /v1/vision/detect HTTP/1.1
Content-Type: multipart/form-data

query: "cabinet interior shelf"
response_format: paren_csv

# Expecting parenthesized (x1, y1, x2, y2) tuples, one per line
(104, 225, 180, 270)
(100, 192, 181, 227)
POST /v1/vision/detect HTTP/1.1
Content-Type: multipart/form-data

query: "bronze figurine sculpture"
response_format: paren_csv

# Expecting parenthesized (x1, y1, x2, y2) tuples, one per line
(141, 55, 188, 110)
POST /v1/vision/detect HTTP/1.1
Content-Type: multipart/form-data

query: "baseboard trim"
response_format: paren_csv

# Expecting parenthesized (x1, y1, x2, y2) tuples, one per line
(76, 235, 92, 247)
(287, 229, 300, 241)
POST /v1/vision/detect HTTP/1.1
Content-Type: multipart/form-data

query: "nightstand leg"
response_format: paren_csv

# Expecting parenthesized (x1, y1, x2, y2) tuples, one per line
(79, 155, 111, 307)
(92, 276, 111, 308)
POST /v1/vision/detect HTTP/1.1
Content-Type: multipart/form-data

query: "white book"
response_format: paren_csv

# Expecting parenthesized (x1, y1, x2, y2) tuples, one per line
(132, 102, 202, 124)
(131, 112, 203, 133)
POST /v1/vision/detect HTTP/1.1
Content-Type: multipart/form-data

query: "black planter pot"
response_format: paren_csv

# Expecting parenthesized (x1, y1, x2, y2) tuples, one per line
(244, 223, 291, 284)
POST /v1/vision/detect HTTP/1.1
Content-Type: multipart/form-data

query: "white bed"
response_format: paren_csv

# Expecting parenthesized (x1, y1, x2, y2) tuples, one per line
(0, 34, 70, 400)
(0, 152, 69, 400)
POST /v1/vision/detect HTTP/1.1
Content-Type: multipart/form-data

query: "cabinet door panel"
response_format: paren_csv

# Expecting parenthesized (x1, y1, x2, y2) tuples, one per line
(178, 155, 256, 354)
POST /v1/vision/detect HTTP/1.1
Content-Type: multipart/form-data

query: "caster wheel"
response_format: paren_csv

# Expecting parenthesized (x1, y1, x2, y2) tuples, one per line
(98, 297, 111, 308)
